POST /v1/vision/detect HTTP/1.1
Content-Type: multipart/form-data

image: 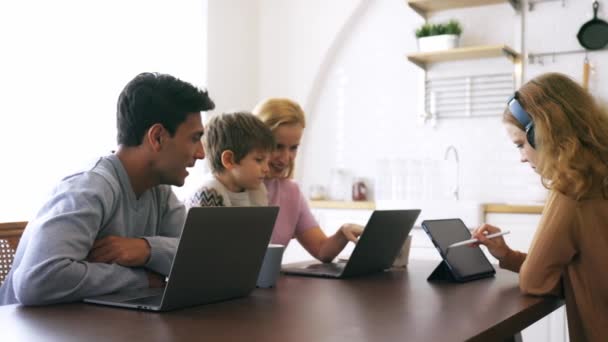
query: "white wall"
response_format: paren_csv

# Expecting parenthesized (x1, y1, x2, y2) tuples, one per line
(207, 0, 358, 113)
(0, 0, 208, 221)
(207, 0, 260, 114)
(256, 0, 608, 206)
(3, 1, 606, 220)
(258, 0, 361, 103)
(525, 0, 608, 95)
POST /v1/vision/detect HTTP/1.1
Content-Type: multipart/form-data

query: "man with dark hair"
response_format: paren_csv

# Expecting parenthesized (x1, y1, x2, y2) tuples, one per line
(0, 72, 214, 306)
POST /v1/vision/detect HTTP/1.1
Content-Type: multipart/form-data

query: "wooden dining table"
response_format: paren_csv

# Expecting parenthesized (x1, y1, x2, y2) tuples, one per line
(0, 260, 563, 342)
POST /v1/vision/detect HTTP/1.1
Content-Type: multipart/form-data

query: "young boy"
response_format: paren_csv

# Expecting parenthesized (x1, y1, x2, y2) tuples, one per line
(186, 112, 275, 208)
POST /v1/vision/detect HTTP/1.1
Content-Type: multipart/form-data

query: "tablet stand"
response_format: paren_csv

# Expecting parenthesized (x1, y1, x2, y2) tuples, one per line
(427, 261, 456, 282)
(427, 260, 495, 283)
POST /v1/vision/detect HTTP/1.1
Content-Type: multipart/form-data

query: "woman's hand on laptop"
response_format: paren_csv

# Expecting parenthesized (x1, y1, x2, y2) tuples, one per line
(340, 224, 363, 243)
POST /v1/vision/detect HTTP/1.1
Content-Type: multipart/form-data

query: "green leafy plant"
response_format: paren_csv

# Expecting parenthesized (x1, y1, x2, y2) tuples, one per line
(415, 20, 462, 38)
(415, 23, 432, 38)
(444, 20, 462, 35)
(429, 24, 446, 36)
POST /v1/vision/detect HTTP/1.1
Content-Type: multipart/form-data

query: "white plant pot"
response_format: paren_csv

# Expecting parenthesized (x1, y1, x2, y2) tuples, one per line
(417, 34, 460, 52)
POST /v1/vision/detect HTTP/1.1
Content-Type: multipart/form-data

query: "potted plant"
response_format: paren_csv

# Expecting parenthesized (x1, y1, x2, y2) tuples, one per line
(415, 20, 462, 52)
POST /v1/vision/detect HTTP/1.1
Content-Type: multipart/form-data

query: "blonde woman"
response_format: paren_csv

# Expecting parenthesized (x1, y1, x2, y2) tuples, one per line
(253, 98, 362, 262)
(472, 73, 608, 341)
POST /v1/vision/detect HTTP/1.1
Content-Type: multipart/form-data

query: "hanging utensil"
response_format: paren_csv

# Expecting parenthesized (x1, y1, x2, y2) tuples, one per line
(582, 57, 591, 90)
(577, 1, 608, 50)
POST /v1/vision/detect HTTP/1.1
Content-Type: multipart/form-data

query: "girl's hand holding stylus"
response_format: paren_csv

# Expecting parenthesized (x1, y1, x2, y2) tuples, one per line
(471, 224, 512, 260)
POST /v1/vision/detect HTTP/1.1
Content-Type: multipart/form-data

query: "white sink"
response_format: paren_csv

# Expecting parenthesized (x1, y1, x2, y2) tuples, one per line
(375, 200, 483, 228)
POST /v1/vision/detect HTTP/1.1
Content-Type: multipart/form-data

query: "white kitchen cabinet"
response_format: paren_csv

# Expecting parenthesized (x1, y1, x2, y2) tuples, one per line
(486, 212, 569, 342)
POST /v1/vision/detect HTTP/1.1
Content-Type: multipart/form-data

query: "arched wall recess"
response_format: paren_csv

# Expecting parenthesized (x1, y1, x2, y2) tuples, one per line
(295, 0, 370, 183)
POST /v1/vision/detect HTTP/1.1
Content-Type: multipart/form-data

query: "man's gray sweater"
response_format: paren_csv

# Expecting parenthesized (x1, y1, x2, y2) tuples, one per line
(0, 154, 185, 305)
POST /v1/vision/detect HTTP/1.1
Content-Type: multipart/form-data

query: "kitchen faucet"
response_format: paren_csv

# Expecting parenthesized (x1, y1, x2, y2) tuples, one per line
(444, 145, 460, 201)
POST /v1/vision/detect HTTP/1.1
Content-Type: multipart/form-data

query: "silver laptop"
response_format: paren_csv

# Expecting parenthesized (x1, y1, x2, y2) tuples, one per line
(84, 206, 279, 311)
(281, 209, 420, 278)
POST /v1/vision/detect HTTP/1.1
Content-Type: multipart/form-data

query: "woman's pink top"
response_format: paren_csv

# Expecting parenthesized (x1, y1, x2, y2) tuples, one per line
(264, 178, 318, 246)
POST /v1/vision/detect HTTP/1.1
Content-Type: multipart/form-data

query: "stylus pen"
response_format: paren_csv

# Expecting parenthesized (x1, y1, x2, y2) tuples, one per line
(447, 231, 511, 249)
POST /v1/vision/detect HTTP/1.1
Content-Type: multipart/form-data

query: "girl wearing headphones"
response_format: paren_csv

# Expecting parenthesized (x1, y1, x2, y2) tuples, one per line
(472, 73, 608, 341)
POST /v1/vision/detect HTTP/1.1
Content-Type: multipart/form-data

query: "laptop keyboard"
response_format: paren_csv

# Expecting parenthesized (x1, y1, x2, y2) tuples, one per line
(110, 288, 161, 300)
(305, 263, 345, 272)
(124, 294, 163, 306)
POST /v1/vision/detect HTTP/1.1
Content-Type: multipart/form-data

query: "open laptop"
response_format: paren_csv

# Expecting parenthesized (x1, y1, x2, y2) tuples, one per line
(281, 209, 420, 278)
(84, 206, 278, 311)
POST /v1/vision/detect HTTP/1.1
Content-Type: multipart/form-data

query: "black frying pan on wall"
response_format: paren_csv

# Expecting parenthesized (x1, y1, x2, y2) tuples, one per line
(577, 1, 608, 50)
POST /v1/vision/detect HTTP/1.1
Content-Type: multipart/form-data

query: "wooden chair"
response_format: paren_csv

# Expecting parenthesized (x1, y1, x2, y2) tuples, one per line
(0, 221, 27, 285)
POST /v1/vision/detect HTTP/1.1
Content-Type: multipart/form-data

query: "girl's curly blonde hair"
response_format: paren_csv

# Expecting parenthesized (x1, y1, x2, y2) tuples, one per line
(504, 73, 608, 200)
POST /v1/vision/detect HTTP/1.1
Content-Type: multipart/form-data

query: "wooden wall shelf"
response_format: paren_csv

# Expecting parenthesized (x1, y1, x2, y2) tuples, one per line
(406, 45, 520, 69)
(407, 0, 520, 18)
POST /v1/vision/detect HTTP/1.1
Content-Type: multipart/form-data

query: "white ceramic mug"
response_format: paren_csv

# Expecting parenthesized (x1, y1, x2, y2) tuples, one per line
(256, 244, 285, 288)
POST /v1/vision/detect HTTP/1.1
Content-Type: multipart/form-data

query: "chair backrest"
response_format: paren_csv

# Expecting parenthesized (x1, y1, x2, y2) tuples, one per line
(0, 221, 27, 285)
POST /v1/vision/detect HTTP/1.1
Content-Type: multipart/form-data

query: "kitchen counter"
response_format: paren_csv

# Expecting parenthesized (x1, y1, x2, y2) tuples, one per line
(310, 201, 544, 215)
(482, 203, 544, 215)
(309, 200, 375, 210)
